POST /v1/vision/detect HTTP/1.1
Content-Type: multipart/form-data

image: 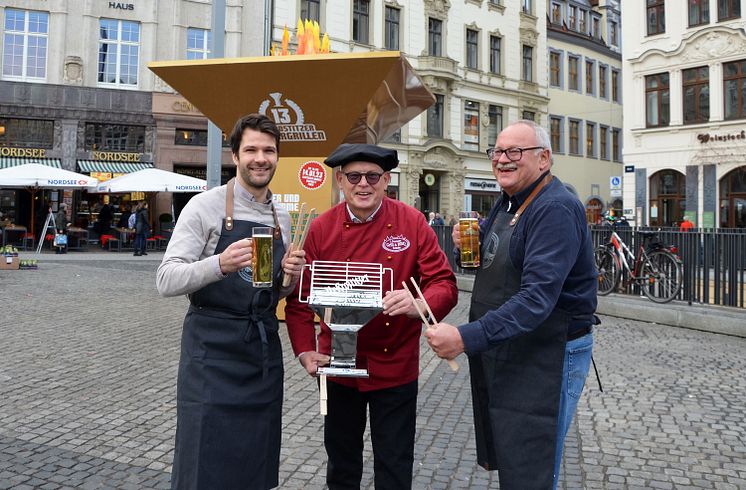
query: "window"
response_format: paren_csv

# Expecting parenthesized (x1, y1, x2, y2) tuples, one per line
(522, 45, 533, 82)
(463, 101, 479, 151)
(579, 10, 587, 33)
(487, 105, 503, 145)
(84, 123, 145, 152)
(522, 110, 535, 121)
(569, 119, 580, 155)
(683, 66, 710, 124)
(489, 36, 501, 75)
(384, 128, 401, 143)
(550, 51, 561, 87)
(186, 28, 211, 60)
(384, 6, 400, 50)
(718, 0, 741, 20)
(592, 17, 600, 39)
(568, 6, 577, 30)
(0, 118, 54, 148)
(522, 0, 532, 14)
(428, 18, 442, 56)
(98, 19, 140, 87)
(175, 128, 230, 147)
(609, 20, 618, 46)
(600, 125, 609, 159)
(586, 122, 596, 157)
(427, 94, 444, 138)
(724, 60, 746, 120)
(586, 60, 595, 95)
(647, 0, 665, 35)
(568, 55, 579, 91)
(300, 0, 320, 22)
(612, 128, 621, 162)
(466, 29, 478, 69)
(646, 73, 670, 127)
(612, 69, 620, 102)
(551, 3, 562, 24)
(599, 64, 608, 98)
(353, 0, 370, 44)
(550, 116, 562, 153)
(2, 9, 48, 79)
(689, 0, 710, 26)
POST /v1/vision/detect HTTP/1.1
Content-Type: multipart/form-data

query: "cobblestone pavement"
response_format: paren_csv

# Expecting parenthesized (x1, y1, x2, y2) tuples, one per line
(1, 254, 745, 489)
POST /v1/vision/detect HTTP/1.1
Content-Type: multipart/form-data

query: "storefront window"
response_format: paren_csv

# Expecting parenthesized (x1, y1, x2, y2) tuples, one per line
(719, 166, 746, 228)
(84, 123, 145, 152)
(649, 170, 685, 226)
(0, 118, 54, 148)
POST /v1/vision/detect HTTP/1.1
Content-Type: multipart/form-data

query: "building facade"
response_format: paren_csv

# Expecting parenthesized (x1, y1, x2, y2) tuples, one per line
(546, 0, 623, 223)
(0, 0, 264, 232)
(622, 0, 746, 228)
(273, 0, 550, 220)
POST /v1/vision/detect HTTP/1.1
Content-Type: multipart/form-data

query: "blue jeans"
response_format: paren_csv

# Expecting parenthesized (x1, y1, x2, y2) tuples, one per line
(553, 330, 594, 489)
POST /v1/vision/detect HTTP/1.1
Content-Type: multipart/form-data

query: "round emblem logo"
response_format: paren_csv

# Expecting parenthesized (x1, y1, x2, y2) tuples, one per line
(382, 234, 410, 253)
(299, 161, 326, 190)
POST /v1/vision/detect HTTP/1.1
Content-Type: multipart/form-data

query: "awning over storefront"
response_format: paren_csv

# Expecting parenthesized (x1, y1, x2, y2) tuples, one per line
(77, 160, 154, 173)
(0, 157, 62, 169)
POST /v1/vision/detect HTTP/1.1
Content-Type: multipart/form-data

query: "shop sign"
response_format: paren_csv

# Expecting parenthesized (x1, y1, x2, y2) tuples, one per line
(108, 2, 134, 10)
(697, 129, 746, 144)
(172, 100, 201, 113)
(0, 147, 47, 158)
(424, 173, 436, 186)
(91, 151, 142, 162)
(465, 178, 500, 192)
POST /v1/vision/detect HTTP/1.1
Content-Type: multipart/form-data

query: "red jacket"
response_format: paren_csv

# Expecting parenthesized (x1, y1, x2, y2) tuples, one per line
(285, 198, 458, 391)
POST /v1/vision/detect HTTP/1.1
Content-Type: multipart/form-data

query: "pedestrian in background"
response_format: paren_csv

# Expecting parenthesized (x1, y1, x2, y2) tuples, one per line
(156, 113, 305, 490)
(285, 143, 458, 489)
(426, 120, 598, 489)
(55, 203, 70, 254)
(680, 216, 694, 232)
(133, 201, 150, 256)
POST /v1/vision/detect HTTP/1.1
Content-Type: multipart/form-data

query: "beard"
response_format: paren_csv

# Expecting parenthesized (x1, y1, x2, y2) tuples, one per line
(238, 164, 276, 191)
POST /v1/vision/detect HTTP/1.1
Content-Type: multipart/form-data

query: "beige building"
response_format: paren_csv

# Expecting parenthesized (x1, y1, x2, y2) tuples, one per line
(546, 0, 623, 223)
(621, 0, 746, 228)
(272, 0, 550, 220)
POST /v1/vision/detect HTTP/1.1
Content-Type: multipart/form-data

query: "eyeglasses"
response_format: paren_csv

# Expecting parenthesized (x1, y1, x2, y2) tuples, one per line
(486, 146, 545, 162)
(342, 171, 385, 185)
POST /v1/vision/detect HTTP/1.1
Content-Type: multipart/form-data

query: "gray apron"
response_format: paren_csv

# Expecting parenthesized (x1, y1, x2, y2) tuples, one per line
(468, 205, 569, 489)
(170, 215, 286, 490)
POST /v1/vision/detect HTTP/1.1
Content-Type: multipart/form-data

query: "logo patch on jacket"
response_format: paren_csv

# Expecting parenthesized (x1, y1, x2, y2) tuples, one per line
(382, 234, 410, 252)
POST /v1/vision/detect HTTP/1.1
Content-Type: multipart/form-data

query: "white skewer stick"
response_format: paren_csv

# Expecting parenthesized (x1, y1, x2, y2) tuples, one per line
(402, 281, 459, 372)
(282, 204, 309, 288)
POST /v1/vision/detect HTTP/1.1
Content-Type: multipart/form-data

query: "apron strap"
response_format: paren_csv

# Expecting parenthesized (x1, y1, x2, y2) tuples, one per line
(510, 173, 553, 227)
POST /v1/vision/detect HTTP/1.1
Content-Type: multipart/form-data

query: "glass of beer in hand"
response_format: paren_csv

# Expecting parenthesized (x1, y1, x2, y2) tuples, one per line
(459, 211, 480, 268)
(252, 227, 273, 288)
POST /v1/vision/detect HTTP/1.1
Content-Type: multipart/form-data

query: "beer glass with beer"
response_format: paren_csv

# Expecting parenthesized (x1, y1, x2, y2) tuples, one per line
(458, 211, 480, 268)
(252, 226, 273, 288)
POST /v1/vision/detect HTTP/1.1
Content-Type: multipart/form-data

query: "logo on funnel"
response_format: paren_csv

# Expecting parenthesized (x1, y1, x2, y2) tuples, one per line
(259, 92, 327, 143)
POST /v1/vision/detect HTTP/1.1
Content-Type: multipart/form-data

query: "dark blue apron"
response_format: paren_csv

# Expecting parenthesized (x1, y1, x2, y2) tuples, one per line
(170, 213, 286, 490)
(468, 200, 568, 489)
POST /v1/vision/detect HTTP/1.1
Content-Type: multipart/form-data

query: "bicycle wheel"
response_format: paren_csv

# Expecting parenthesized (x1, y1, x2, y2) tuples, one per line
(595, 247, 620, 296)
(640, 250, 683, 303)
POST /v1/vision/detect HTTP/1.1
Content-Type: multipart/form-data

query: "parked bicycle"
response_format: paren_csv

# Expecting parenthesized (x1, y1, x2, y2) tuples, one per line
(595, 218, 683, 303)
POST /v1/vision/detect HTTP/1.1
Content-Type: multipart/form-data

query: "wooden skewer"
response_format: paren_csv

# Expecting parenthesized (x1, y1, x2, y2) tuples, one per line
(402, 280, 459, 372)
(282, 204, 312, 287)
(297, 207, 315, 249)
(292, 203, 307, 250)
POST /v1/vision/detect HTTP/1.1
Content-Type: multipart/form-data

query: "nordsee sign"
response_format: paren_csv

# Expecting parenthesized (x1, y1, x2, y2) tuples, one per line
(175, 185, 205, 191)
(47, 179, 88, 186)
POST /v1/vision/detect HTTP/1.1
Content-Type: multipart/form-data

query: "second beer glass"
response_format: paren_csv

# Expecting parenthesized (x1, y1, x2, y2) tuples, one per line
(459, 211, 480, 268)
(252, 226, 273, 288)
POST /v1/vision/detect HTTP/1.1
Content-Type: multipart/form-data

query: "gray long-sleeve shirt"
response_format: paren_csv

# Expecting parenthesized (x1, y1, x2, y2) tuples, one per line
(156, 180, 294, 298)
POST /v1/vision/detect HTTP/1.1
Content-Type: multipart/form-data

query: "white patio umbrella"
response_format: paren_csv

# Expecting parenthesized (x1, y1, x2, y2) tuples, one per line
(93, 168, 207, 193)
(0, 163, 98, 237)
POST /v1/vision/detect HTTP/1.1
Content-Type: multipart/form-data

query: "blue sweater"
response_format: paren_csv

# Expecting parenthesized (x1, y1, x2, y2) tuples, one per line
(459, 173, 598, 354)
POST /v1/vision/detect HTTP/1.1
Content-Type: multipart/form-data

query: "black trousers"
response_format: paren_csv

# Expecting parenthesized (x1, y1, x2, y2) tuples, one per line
(325, 379, 418, 490)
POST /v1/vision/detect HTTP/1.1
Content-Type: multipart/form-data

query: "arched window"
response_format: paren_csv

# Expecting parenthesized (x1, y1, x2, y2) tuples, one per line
(649, 170, 685, 226)
(719, 166, 746, 228)
(586, 197, 603, 224)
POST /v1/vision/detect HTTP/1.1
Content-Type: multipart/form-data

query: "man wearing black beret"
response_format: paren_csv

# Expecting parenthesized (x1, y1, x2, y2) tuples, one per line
(286, 143, 458, 489)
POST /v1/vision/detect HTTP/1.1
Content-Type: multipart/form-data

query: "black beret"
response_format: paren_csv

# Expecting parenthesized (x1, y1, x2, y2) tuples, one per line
(323, 143, 399, 171)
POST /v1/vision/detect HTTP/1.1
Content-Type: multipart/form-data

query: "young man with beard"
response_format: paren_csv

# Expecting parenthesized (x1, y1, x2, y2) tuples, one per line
(285, 143, 458, 489)
(426, 120, 598, 489)
(157, 113, 306, 489)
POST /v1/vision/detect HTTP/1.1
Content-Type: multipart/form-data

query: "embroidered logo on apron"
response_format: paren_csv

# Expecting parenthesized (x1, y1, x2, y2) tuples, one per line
(481, 231, 499, 269)
(238, 266, 254, 284)
(382, 234, 410, 253)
